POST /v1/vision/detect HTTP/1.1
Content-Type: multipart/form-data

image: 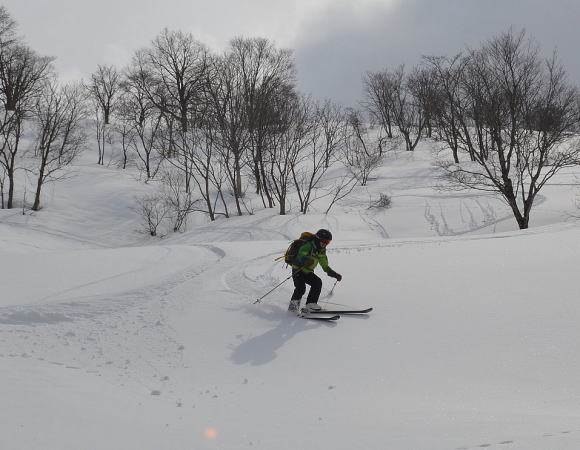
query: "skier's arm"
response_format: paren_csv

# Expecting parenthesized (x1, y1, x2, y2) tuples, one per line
(319, 252, 330, 272)
(320, 252, 342, 280)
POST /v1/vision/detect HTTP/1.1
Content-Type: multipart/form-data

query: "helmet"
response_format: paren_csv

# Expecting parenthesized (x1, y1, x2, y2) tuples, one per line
(315, 229, 332, 241)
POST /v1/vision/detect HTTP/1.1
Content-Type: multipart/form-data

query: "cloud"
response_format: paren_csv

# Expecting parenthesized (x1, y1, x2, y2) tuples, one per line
(2, 0, 579, 105)
(294, 0, 580, 106)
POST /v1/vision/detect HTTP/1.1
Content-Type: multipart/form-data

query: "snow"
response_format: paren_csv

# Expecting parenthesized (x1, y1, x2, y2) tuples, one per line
(2, 144, 580, 450)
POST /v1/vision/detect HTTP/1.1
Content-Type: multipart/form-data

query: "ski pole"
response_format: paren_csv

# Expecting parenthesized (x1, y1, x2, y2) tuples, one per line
(253, 274, 293, 304)
(253, 265, 306, 304)
(328, 279, 338, 296)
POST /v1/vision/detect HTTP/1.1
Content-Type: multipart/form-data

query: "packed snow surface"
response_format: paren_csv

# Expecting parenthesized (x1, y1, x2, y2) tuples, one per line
(2, 147, 580, 450)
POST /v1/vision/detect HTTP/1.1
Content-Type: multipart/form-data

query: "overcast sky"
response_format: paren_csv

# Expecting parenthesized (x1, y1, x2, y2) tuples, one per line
(3, 0, 579, 106)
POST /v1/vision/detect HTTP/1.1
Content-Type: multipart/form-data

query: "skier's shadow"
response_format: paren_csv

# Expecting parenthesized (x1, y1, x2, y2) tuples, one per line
(230, 307, 335, 366)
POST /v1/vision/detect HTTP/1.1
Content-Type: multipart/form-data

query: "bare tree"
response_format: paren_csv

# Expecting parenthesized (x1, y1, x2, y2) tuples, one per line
(0, 7, 17, 48)
(389, 65, 427, 151)
(324, 173, 358, 214)
(362, 70, 396, 138)
(436, 29, 580, 229)
(0, 109, 22, 208)
(140, 29, 208, 132)
(86, 65, 120, 165)
(87, 64, 120, 125)
(168, 123, 230, 221)
(0, 6, 17, 208)
(30, 80, 87, 211)
(0, 39, 52, 208)
(342, 109, 391, 186)
(93, 105, 113, 165)
(266, 94, 312, 215)
(423, 54, 466, 163)
(121, 61, 164, 181)
(292, 99, 344, 213)
(229, 37, 296, 208)
(316, 99, 345, 168)
(0, 43, 52, 112)
(135, 193, 169, 237)
(408, 66, 438, 138)
(204, 51, 250, 216)
(112, 108, 135, 169)
(160, 168, 199, 232)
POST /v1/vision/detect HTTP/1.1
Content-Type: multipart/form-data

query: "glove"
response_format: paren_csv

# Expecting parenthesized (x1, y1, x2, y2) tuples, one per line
(301, 258, 316, 269)
(328, 270, 342, 281)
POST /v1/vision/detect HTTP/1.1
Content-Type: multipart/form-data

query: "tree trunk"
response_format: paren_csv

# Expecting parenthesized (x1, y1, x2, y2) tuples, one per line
(203, 176, 215, 221)
(504, 188, 527, 230)
(180, 104, 188, 133)
(32, 163, 45, 211)
(234, 156, 242, 195)
(7, 166, 15, 209)
(258, 155, 274, 208)
(403, 132, 413, 151)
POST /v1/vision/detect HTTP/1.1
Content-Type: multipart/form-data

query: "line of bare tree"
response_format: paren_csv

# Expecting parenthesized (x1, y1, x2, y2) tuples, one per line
(85, 29, 384, 234)
(0, 7, 87, 211)
(8, 5, 572, 233)
(363, 29, 580, 229)
(0, 4, 398, 226)
(429, 30, 580, 229)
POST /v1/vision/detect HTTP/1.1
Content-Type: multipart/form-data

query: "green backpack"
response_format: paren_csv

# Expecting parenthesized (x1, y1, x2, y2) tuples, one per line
(283, 232, 315, 265)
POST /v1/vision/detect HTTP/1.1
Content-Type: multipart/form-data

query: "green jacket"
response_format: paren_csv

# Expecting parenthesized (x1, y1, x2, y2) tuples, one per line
(292, 240, 333, 274)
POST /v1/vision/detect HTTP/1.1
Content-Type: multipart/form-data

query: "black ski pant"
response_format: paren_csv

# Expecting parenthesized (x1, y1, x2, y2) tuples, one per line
(291, 271, 322, 304)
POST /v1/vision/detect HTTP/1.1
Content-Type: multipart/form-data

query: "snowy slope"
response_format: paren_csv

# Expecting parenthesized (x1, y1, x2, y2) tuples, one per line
(2, 147, 580, 450)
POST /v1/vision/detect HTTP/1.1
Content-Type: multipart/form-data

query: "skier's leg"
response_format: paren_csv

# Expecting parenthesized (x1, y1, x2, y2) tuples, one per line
(288, 271, 306, 312)
(304, 273, 322, 305)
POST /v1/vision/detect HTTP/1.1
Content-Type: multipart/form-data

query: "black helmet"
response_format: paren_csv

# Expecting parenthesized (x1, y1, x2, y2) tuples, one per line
(315, 229, 332, 241)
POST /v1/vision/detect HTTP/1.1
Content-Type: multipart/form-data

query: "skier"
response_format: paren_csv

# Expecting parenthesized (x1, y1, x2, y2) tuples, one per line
(288, 229, 342, 313)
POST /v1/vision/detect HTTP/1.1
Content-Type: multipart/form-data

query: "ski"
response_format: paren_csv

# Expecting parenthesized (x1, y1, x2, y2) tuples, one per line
(302, 307, 373, 315)
(298, 314, 340, 321)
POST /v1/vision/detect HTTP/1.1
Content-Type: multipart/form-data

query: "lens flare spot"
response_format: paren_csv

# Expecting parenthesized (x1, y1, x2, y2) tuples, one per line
(204, 427, 218, 440)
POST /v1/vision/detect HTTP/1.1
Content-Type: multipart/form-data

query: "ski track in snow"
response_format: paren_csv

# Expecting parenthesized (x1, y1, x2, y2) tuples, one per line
(217, 251, 344, 367)
(221, 249, 288, 304)
(0, 244, 223, 397)
(358, 208, 390, 239)
(421, 194, 548, 237)
(169, 213, 295, 243)
(214, 197, 569, 317)
(423, 198, 502, 236)
(455, 428, 580, 449)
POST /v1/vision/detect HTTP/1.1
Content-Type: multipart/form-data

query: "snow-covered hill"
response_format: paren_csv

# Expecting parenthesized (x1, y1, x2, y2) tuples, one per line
(2, 145, 580, 450)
